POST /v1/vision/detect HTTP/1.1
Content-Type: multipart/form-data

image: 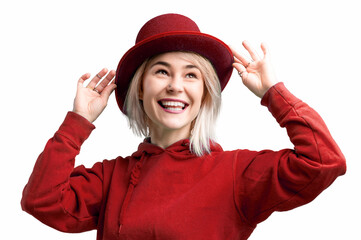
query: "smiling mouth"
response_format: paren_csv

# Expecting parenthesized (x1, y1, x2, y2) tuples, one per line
(158, 100, 189, 112)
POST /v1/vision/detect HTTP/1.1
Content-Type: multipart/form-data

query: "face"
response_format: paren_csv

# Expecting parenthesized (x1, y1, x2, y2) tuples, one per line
(140, 52, 204, 137)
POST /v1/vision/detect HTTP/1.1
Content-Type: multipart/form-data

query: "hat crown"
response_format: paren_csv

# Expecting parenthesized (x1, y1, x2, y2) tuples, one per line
(136, 14, 201, 43)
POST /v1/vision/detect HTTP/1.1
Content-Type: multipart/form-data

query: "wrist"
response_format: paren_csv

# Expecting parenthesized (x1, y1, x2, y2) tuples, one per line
(71, 110, 94, 123)
(261, 81, 279, 98)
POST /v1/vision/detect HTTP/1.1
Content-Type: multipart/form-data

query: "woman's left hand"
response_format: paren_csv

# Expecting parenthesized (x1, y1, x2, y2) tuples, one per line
(231, 41, 279, 98)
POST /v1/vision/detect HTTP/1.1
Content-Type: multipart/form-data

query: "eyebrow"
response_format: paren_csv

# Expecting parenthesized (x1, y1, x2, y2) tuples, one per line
(150, 61, 170, 68)
(150, 61, 199, 70)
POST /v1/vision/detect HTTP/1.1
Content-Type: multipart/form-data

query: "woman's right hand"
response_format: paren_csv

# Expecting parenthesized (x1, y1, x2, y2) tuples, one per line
(72, 68, 117, 123)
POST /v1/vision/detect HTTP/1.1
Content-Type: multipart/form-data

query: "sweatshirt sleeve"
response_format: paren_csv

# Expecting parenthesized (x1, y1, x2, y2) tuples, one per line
(233, 82, 346, 226)
(21, 112, 105, 233)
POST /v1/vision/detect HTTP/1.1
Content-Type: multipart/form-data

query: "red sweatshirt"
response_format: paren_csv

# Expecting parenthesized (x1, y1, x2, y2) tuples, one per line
(21, 83, 346, 239)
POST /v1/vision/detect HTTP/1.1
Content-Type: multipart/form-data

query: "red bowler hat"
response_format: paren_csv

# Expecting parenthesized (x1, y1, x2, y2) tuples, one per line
(115, 13, 234, 114)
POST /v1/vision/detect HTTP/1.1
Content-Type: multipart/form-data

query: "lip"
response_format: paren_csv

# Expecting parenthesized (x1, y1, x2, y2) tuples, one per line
(158, 98, 189, 114)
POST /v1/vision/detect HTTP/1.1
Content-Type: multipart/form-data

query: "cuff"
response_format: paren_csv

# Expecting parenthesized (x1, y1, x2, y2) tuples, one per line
(261, 82, 302, 123)
(57, 111, 96, 148)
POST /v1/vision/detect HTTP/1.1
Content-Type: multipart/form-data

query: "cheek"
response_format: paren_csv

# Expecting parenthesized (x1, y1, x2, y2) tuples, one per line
(141, 78, 155, 100)
(142, 76, 165, 96)
(192, 83, 205, 107)
(141, 78, 162, 116)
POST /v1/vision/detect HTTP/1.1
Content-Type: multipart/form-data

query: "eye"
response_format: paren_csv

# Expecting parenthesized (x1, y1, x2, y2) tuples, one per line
(186, 73, 198, 79)
(155, 69, 168, 76)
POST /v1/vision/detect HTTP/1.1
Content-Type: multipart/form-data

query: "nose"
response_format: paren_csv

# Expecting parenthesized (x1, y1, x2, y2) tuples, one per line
(167, 75, 184, 93)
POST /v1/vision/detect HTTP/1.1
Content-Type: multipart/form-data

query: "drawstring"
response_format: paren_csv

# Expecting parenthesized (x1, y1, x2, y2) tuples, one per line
(119, 152, 146, 233)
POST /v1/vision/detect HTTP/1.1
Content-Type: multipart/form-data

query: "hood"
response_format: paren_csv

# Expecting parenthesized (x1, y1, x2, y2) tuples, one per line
(131, 138, 223, 159)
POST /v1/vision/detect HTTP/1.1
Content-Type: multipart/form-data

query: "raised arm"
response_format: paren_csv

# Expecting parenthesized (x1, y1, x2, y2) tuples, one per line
(229, 42, 346, 226)
(21, 69, 116, 232)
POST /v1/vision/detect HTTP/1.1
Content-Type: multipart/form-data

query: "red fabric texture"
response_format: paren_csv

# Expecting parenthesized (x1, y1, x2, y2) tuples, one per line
(21, 83, 346, 239)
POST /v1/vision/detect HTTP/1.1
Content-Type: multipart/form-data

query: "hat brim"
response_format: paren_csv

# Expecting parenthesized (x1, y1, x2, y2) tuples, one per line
(115, 31, 234, 114)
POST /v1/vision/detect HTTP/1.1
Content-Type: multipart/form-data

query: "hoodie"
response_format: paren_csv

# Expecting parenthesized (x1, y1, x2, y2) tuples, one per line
(21, 83, 346, 239)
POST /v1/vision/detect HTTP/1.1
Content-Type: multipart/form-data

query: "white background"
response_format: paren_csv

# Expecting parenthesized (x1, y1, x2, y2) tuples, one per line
(1, 0, 360, 239)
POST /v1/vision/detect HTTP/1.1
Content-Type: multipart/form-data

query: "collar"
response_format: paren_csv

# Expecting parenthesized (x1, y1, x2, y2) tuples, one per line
(131, 138, 222, 159)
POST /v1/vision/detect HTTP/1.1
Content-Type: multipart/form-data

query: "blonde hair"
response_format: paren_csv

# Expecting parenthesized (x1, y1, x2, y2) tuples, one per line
(125, 52, 221, 156)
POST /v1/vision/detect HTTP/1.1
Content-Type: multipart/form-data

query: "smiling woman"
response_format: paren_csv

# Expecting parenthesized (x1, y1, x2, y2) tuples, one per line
(21, 13, 346, 240)
(126, 51, 221, 155)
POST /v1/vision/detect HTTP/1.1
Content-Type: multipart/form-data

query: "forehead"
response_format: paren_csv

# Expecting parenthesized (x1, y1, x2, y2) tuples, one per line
(147, 52, 200, 68)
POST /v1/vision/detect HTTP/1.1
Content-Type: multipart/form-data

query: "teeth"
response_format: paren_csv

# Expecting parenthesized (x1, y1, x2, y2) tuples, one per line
(161, 101, 185, 108)
(164, 107, 181, 111)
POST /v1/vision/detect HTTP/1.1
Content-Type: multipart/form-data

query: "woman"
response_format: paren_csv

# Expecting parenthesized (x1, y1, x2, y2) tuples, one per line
(21, 13, 346, 239)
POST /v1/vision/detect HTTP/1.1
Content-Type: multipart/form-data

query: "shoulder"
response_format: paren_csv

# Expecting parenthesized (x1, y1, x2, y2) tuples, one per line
(213, 148, 281, 172)
(214, 148, 261, 159)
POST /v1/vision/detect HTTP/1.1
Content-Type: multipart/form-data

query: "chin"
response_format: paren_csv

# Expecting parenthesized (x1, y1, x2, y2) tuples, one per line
(161, 120, 191, 132)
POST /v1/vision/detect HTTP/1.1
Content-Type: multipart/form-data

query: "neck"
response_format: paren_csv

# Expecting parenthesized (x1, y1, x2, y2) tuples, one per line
(149, 126, 191, 149)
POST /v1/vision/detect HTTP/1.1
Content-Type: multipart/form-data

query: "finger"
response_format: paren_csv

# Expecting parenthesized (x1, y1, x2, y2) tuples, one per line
(260, 42, 269, 57)
(94, 70, 116, 92)
(233, 56, 242, 64)
(232, 62, 248, 80)
(86, 68, 108, 89)
(100, 80, 117, 100)
(242, 41, 261, 61)
(230, 45, 252, 67)
(77, 73, 91, 86)
(232, 62, 246, 72)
